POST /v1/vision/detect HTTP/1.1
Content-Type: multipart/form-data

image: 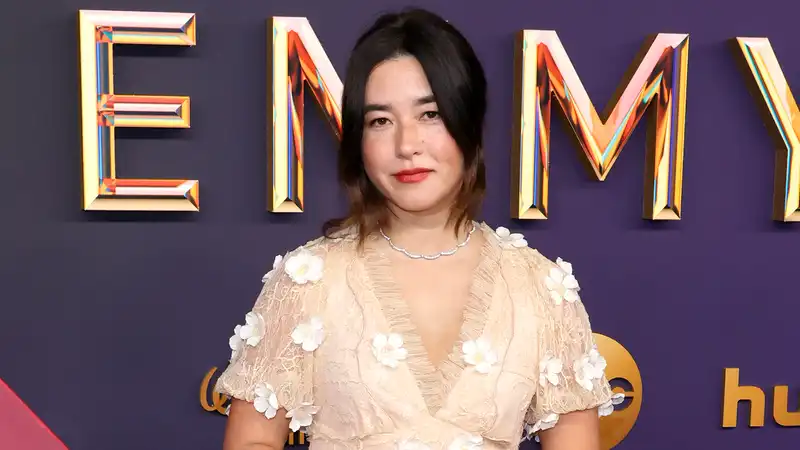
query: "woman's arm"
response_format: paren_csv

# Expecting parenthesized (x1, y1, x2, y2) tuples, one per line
(538, 408, 601, 450)
(215, 245, 327, 450)
(223, 400, 290, 450)
(522, 252, 614, 446)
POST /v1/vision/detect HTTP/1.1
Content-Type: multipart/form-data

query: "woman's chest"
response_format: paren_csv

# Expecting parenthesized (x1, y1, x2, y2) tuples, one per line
(309, 281, 544, 443)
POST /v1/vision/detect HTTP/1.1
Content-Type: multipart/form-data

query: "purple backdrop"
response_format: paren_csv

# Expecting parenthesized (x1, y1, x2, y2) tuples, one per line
(1, 0, 798, 449)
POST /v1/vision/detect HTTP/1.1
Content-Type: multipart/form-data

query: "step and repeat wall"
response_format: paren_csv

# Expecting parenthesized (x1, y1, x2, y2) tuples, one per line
(0, 0, 797, 449)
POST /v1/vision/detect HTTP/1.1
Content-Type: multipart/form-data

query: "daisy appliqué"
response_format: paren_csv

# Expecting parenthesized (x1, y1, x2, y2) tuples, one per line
(228, 311, 265, 361)
(494, 226, 527, 249)
(538, 354, 563, 387)
(228, 325, 244, 362)
(574, 346, 608, 391)
(462, 337, 498, 374)
(599, 392, 626, 417)
(239, 311, 265, 346)
(523, 413, 559, 442)
(372, 333, 408, 368)
(545, 257, 581, 305)
(284, 247, 324, 285)
(253, 382, 279, 419)
(262, 254, 284, 283)
(286, 402, 321, 432)
(291, 316, 325, 352)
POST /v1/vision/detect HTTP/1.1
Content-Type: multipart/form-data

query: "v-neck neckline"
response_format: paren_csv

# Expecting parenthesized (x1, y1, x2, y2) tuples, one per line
(361, 221, 502, 414)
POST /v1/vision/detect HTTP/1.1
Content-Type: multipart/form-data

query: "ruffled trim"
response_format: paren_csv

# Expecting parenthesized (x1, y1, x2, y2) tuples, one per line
(214, 355, 310, 413)
(362, 233, 443, 412)
(361, 221, 501, 414)
(439, 222, 500, 396)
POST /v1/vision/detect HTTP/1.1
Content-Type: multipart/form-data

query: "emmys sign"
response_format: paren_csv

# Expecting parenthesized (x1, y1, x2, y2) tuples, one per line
(77, 10, 800, 222)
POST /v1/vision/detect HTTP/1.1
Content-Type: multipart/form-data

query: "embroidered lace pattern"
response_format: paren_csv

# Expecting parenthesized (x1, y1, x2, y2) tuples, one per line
(214, 223, 614, 449)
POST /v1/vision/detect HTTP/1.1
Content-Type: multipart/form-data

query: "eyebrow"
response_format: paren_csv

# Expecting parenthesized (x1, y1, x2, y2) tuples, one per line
(364, 94, 436, 113)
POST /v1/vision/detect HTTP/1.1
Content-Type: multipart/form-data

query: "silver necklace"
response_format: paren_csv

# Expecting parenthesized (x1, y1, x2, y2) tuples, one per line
(379, 222, 477, 260)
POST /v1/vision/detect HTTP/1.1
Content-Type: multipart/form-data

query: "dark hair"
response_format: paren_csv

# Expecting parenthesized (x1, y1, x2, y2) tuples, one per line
(322, 8, 487, 245)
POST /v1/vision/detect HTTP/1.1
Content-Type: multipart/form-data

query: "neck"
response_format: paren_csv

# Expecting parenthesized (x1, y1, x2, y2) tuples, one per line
(381, 205, 472, 254)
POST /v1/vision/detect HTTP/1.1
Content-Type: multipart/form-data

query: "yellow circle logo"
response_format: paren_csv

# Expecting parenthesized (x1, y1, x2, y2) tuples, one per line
(594, 333, 642, 449)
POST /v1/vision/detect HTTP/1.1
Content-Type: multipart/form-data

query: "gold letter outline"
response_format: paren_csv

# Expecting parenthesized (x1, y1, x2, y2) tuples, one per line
(78, 10, 198, 211)
(268, 17, 343, 213)
(734, 37, 800, 221)
(512, 31, 689, 220)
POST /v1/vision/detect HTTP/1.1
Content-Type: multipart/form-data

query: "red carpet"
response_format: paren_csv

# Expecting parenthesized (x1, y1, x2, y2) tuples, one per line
(0, 378, 68, 450)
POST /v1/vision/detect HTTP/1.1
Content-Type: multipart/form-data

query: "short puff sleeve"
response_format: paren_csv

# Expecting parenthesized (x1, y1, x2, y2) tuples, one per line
(525, 256, 614, 434)
(214, 246, 327, 417)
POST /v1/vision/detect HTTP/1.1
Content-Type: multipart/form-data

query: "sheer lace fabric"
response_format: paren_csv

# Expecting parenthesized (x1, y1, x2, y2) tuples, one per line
(215, 223, 613, 449)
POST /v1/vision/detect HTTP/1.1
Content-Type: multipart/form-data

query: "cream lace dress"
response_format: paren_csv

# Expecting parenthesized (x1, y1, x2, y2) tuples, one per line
(215, 222, 615, 449)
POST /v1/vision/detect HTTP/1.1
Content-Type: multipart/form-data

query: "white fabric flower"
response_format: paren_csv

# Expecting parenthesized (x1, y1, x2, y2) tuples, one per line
(286, 402, 320, 432)
(599, 392, 626, 417)
(521, 424, 533, 442)
(533, 413, 559, 434)
(494, 226, 528, 249)
(544, 258, 581, 305)
(229, 324, 244, 362)
(262, 254, 284, 283)
(462, 338, 498, 374)
(253, 382, 280, 419)
(538, 354, 563, 387)
(284, 248, 324, 284)
(238, 312, 265, 347)
(397, 439, 431, 450)
(372, 333, 408, 368)
(448, 434, 483, 450)
(574, 346, 608, 391)
(522, 422, 542, 443)
(291, 316, 325, 352)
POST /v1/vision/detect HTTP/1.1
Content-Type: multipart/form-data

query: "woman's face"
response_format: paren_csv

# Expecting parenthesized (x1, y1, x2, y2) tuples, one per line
(361, 55, 464, 216)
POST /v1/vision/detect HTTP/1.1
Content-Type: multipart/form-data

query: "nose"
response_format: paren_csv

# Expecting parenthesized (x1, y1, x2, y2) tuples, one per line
(395, 121, 422, 159)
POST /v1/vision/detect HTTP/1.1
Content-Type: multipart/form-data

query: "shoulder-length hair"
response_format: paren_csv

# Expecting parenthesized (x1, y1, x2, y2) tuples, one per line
(322, 8, 487, 245)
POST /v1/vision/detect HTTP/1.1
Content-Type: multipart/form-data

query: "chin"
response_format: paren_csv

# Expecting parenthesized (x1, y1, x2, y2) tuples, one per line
(389, 194, 449, 213)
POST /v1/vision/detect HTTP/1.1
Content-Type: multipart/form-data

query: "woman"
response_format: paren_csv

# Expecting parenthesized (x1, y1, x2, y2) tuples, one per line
(216, 8, 616, 450)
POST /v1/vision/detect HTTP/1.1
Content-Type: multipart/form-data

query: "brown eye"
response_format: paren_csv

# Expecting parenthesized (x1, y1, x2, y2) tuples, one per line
(422, 111, 439, 120)
(369, 117, 390, 127)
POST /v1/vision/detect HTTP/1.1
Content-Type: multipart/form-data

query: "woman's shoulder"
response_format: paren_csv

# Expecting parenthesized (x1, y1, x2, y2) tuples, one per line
(482, 221, 581, 292)
(481, 221, 557, 271)
(263, 226, 359, 287)
(483, 221, 585, 308)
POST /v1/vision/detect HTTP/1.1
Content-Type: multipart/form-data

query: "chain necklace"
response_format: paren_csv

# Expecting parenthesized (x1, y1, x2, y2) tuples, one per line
(379, 222, 477, 260)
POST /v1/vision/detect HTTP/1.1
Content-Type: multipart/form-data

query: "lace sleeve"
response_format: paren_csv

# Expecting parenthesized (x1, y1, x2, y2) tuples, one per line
(524, 254, 613, 435)
(214, 245, 327, 417)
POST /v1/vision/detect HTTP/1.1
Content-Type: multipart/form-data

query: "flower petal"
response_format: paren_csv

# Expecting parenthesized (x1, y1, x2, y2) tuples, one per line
(548, 267, 565, 284)
(511, 237, 528, 248)
(372, 333, 388, 348)
(563, 289, 580, 303)
(387, 333, 403, 348)
(462, 340, 477, 355)
(302, 339, 319, 352)
(562, 274, 580, 290)
(291, 324, 308, 345)
(556, 257, 573, 275)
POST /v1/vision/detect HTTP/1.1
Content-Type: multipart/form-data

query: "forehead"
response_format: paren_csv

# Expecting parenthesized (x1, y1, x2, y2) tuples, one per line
(364, 55, 433, 105)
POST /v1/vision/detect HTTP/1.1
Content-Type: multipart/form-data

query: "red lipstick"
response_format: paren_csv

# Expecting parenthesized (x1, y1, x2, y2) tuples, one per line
(393, 168, 432, 183)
